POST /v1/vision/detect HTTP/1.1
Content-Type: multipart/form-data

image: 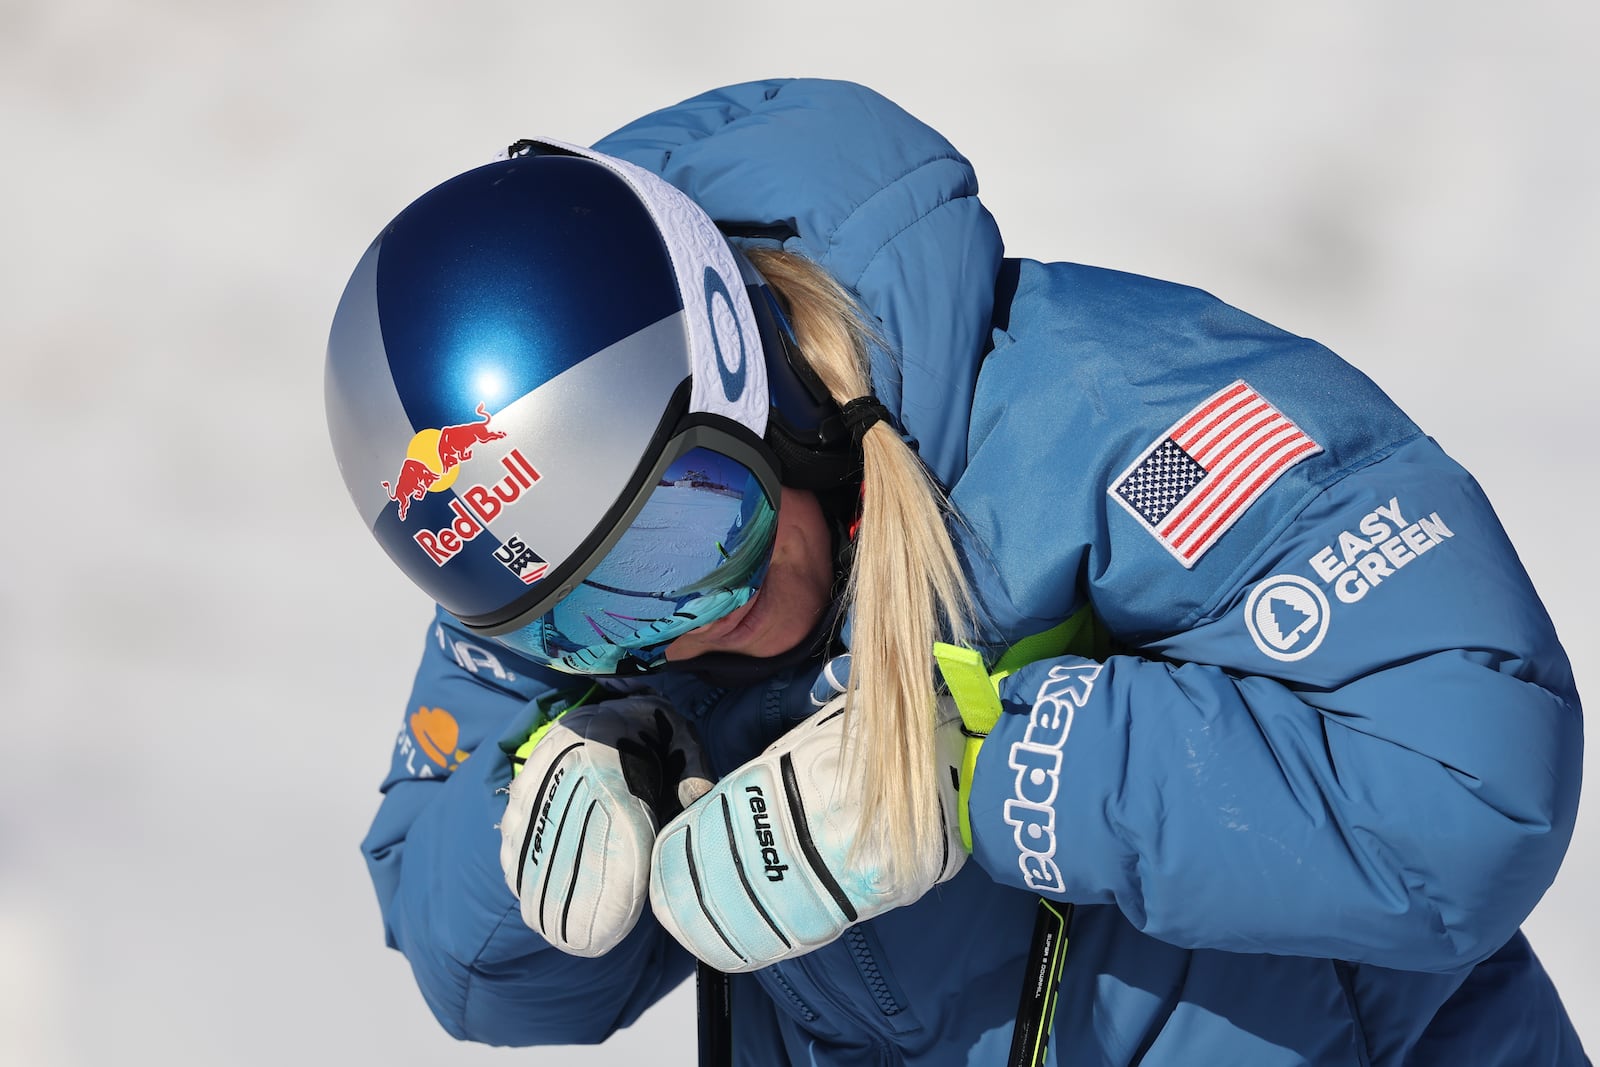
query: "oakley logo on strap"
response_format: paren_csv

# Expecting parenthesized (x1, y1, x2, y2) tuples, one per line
(704, 267, 747, 402)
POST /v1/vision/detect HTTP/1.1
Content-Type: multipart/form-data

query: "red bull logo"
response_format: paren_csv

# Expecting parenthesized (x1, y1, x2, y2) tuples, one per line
(380, 403, 547, 571)
(382, 403, 510, 521)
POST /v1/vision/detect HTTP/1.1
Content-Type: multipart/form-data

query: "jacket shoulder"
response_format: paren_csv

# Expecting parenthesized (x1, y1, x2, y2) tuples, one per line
(958, 260, 1423, 639)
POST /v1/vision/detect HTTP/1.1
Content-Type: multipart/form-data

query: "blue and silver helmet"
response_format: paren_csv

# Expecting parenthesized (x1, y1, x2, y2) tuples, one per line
(326, 140, 849, 675)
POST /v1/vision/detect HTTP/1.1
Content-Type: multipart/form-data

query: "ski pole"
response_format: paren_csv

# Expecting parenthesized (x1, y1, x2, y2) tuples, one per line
(1006, 899, 1073, 1067)
(697, 962, 733, 1067)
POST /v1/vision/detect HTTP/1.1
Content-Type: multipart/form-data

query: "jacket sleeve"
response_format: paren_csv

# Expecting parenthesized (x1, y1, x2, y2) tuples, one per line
(360, 608, 693, 1044)
(966, 436, 1583, 973)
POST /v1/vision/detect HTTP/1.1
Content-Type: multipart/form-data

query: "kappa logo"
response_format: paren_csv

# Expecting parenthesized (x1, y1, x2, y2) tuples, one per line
(1245, 575, 1330, 661)
(703, 267, 747, 402)
(1004, 663, 1102, 894)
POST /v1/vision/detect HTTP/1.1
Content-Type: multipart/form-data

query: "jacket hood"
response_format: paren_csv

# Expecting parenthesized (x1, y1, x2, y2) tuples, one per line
(595, 78, 1004, 488)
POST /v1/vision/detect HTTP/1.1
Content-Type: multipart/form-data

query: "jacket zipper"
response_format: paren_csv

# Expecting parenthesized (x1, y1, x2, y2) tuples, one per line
(764, 963, 819, 1023)
(844, 927, 904, 1017)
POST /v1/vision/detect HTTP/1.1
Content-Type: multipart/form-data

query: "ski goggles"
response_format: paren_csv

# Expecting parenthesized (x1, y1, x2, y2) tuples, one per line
(485, 438, 781, 675)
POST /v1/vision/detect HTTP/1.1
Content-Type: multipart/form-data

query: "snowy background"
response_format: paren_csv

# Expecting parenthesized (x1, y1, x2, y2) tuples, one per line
(3, 1, 1594, 1063)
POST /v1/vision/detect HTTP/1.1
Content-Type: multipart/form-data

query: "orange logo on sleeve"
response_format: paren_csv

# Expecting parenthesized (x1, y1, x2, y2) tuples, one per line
(409, 706, 471, 770)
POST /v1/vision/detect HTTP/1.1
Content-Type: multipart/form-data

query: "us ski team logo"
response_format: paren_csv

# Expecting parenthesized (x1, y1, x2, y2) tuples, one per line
(1110, 381, 1321, 567)
(494, 535, 549, 585)
(1244, 574, 1330, 661)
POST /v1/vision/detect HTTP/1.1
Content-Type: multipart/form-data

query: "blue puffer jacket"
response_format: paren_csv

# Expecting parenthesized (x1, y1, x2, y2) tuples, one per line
(360, 79, 1588, 1065)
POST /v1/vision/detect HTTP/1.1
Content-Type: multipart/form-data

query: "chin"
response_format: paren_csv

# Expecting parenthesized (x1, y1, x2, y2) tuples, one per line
(665, 487, 835, 662)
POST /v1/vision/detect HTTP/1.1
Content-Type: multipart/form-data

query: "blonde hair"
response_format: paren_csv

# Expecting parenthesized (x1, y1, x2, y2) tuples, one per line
(747, 246, 977, 885)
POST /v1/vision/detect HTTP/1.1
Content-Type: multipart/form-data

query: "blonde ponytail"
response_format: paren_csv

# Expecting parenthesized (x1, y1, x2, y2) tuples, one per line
(747, 247, 977, 885)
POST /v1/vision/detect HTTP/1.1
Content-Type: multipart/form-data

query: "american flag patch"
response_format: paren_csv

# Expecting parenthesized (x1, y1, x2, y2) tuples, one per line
(1110, 381, 1321, 567)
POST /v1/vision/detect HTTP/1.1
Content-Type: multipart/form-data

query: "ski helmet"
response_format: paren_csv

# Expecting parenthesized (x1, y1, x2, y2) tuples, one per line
(326, 140, 852, 675)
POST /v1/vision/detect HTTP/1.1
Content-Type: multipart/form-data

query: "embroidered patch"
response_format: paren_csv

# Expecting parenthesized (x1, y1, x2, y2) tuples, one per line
(1110, 381, 1321, 567)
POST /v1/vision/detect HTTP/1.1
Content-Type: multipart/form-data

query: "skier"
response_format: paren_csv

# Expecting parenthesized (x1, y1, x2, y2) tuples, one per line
(326, 79, 1589, 1064)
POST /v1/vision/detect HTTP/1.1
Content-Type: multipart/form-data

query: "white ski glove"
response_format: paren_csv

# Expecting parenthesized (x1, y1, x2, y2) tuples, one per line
(648, 695, 967, 973)
(500, 695, 712, 957)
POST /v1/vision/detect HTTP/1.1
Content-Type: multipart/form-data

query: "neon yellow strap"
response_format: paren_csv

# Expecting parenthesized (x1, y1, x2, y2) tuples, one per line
(933, 643, 1003, 733)
(933, 642, 999, 853)
(511, 683, 599, 778)
(933, 605, 1105, 852)
(989, 609, 1102, 679)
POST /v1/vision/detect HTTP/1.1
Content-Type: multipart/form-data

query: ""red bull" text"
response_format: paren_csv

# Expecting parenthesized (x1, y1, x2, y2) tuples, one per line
(415, 449, 542, 565)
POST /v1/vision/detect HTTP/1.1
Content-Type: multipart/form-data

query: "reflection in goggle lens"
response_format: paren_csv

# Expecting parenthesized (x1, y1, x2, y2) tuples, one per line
(495, 446, 779, 674)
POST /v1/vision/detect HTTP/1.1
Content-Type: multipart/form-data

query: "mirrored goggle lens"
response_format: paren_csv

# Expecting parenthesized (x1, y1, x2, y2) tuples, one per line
(493, 446, 779, 674)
